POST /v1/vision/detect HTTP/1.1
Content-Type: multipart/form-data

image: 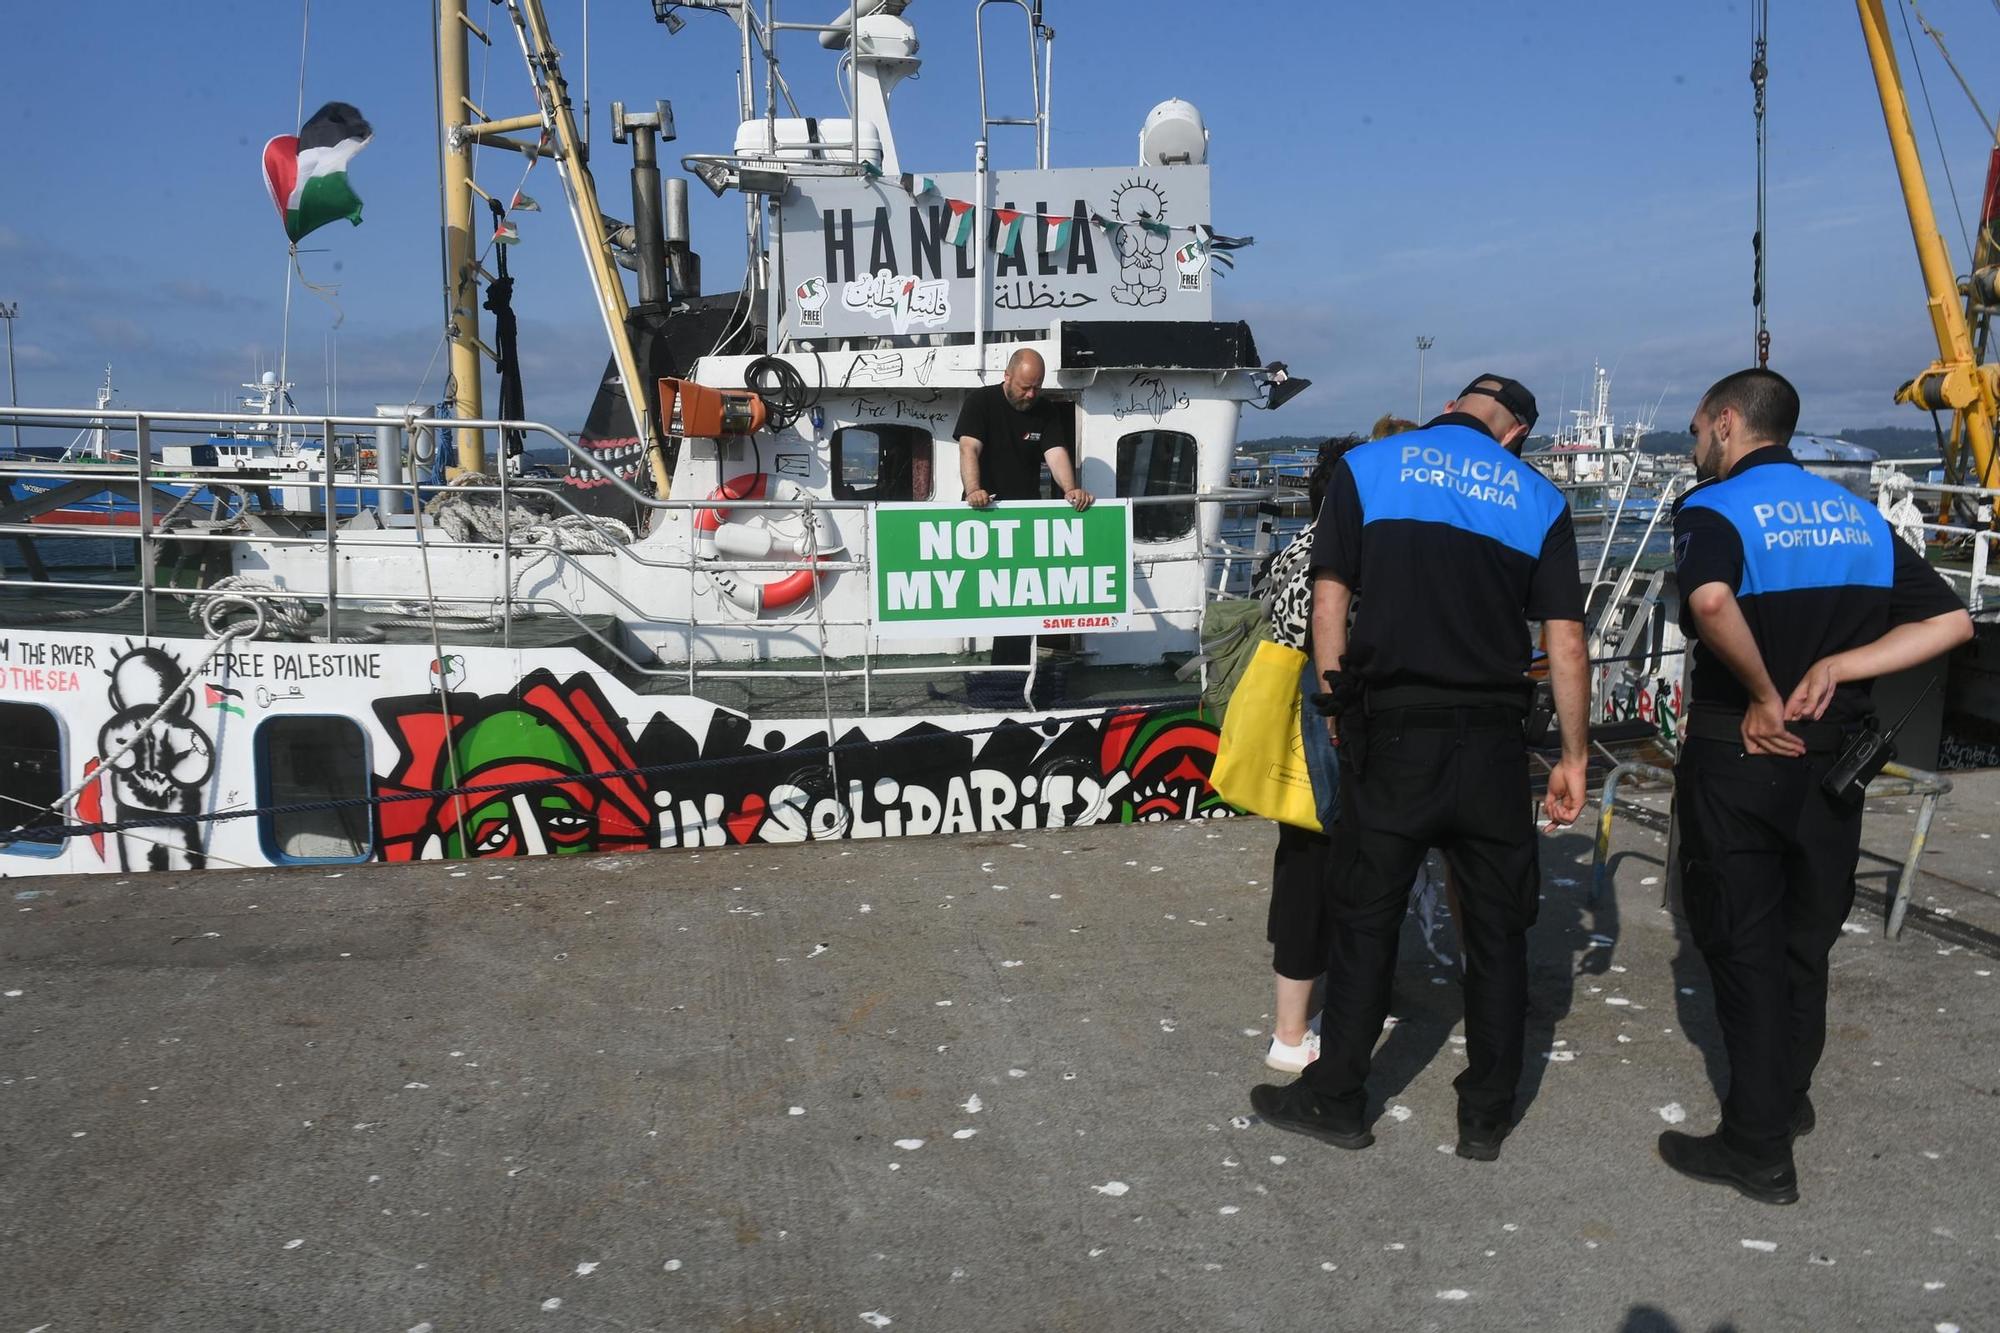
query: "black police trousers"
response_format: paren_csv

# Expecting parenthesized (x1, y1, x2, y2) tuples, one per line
(1303, 706, 1539, 1122)
(1674, 738, 1864, 1165)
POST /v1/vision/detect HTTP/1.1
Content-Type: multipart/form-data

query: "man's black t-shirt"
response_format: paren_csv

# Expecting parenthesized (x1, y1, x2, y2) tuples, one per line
(952, 383, 1071, 500)
(1672, 446, 1963, 723)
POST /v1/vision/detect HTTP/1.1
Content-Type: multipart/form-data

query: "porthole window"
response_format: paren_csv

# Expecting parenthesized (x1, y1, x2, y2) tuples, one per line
(832, 424, 934, 501)
(0, 702, 64, 857)
(1117, 429, 1198, 542)
(257, 715, 373, 863)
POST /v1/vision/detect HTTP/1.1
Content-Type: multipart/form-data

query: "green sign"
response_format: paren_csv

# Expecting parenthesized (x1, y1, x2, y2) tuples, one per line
(868, 501, 1133, 640)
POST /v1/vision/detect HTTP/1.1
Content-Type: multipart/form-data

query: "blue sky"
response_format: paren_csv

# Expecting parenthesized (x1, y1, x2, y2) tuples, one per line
(5, 0, 1998, 439)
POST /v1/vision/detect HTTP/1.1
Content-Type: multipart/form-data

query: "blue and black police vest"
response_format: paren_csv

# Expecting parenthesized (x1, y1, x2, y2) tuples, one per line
(1334, 423, 1576, 694)
(1345, 424, 1570, 560)
(1675, 456, 1899, 718)
(1677, 463, 1892, 598)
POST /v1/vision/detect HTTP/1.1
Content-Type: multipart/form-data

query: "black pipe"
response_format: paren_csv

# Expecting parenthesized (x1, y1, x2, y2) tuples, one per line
(628, 124, 668, 308)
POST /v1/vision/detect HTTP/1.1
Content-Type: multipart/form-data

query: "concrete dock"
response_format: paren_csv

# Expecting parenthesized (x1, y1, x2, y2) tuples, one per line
(4, 771, 1998, 1332)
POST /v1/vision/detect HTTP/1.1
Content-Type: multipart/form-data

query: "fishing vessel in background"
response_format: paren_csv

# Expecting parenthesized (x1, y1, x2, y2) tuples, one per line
(0, 0, 1994, 879)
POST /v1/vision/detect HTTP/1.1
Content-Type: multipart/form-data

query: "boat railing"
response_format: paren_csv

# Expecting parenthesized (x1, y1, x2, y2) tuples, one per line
(1, 404, 1288, 714)
(1877, 475, 2000, 614)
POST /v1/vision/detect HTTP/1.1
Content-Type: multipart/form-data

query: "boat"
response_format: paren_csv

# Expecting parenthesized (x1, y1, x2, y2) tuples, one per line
(1528, 361, 1649, 490)
(0, 0, 1306, 873)
(3, 0, 1995, 879)
(0, 367, 413, 547)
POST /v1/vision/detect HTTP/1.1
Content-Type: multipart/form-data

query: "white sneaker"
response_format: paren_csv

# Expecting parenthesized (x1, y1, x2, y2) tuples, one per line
(1264, 1031, 1320, 1073)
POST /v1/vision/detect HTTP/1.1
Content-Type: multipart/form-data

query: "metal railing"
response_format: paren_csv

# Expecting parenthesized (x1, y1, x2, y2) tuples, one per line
(1880, 476, 2000, 613)
(1588, 758, 1958, 941)
(1, 404, 1286, 719)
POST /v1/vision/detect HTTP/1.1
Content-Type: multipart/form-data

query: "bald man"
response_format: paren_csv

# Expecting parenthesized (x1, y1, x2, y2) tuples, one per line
(952, 347, 1092, 673)
(954, 348, 1092, 512)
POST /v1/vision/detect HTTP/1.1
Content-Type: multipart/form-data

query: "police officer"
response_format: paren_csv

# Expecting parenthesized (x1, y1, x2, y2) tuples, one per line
(1661, 368, 1971, 1205)
(1251, 375, 1594, 1161)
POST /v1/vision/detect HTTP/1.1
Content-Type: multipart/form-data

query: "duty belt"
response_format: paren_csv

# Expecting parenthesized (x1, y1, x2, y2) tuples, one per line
(1683, 710, 1847, 753)
(1372, 704, 1526, 730)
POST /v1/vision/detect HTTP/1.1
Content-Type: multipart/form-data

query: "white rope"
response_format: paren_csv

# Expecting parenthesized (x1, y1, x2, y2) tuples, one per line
(426, 473, 635, 550)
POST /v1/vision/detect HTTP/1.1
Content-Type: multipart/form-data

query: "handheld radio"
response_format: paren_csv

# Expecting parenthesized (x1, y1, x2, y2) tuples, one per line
(1821, 675, 1938, 806)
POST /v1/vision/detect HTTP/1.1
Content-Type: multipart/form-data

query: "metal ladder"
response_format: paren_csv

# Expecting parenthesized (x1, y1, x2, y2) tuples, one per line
(975, 0, 1053, 167)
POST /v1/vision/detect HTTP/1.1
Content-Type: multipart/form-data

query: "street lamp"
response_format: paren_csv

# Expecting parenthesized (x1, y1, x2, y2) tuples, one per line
(1415, 335, 1435, 422)
(0, 302, 18, 451)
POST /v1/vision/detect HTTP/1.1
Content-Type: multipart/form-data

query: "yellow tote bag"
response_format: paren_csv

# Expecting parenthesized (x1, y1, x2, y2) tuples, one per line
(1210, 639, 1322, 832)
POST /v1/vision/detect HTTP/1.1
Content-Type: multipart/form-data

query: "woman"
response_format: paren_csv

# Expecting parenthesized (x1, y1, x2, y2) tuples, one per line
(1255, 436, 1358, 1071)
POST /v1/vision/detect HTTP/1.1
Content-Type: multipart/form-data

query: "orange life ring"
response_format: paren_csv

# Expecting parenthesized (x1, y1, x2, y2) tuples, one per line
(694, 471, 844, 613)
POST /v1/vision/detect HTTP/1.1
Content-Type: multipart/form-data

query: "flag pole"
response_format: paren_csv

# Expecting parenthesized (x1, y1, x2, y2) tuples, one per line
(277, 248, 296, 453)
(277, 0, 311, 456)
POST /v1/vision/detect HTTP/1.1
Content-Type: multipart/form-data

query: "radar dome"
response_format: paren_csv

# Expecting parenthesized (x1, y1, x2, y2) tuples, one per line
(1140, 99, 1208, 167)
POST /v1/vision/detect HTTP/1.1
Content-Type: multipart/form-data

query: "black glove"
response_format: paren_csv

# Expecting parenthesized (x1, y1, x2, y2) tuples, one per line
(1313, 668, 1368, 774)
(1310, 668, 1363, 718)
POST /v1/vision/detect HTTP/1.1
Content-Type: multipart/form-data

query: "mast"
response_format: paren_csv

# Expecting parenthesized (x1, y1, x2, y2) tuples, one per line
(438, 0, 488, 475)
(1856, 0, 2000, 493)
(506, 0, 665, 496)
(91, 367, 112, 460)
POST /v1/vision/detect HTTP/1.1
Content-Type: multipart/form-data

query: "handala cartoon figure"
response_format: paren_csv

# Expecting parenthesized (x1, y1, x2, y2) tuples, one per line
(90, 646, 214, 871)
(1108, 177, 1170, 306)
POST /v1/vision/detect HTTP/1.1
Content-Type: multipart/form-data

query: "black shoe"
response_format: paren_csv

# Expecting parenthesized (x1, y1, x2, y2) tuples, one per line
(1456, 1114, 1511, 1162)
(1790, 1096, 1816, 1140)
(1657, 1130, 1799, 1206)
(1250, 1082, 1374, 1150)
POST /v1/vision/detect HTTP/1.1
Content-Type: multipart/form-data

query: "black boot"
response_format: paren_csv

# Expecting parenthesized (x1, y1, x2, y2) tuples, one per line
(1250, 1082, 1374, 1150)
(1456, 1113, 1511, 1162)
(1658, 1130, 1798, 1205)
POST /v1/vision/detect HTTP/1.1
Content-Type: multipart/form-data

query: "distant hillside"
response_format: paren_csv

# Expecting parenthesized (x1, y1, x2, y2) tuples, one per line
(1634, 424, 1943, 459)
(1815, 426, 1945, 459)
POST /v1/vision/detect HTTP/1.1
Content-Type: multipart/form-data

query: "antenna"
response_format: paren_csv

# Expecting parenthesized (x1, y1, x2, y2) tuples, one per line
(820, 0, 914, 50)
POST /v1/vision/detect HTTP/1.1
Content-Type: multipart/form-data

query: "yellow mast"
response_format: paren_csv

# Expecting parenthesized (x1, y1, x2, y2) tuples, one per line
(438, 1, 667, 496)
(1857, 0, 1999, 493)
(507, 0, 670, 499)
(438, 0, 486, 476)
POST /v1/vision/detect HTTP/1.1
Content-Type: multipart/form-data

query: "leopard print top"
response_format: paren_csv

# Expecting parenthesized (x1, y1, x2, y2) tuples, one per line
(1253, 529, 1315, 652)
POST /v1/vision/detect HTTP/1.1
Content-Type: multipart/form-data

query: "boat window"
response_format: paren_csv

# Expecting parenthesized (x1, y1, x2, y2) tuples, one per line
(0, 703, 64, 857)
(832, 424, 934, 501)
(1117, 429, 1199, 542)
(256, 715, 373, 863)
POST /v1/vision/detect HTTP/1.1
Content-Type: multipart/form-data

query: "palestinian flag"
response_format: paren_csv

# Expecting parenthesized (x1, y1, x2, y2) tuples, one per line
(991, 208, 1024, 256)
(263, 102, 374, 245)
(204, 683, 247, 718)
(945, 198, 976, 247)
(1042, 215, 1074, 254)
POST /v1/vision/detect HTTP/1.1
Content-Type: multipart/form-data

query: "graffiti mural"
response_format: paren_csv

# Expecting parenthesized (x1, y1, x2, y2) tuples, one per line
(1594, 665, 1684, 746)
(9, 620, 1231, 875)
(75, 644, 214, 871)
(364, 670, 1228, 860)
(631, 703, 1226, 848)
(374, 670, 653, 860)
(1099, 706, 1229, 822)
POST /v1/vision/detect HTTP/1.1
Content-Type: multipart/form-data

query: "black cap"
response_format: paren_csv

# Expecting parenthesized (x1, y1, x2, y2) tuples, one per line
(1457, 374, 1538, 433)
